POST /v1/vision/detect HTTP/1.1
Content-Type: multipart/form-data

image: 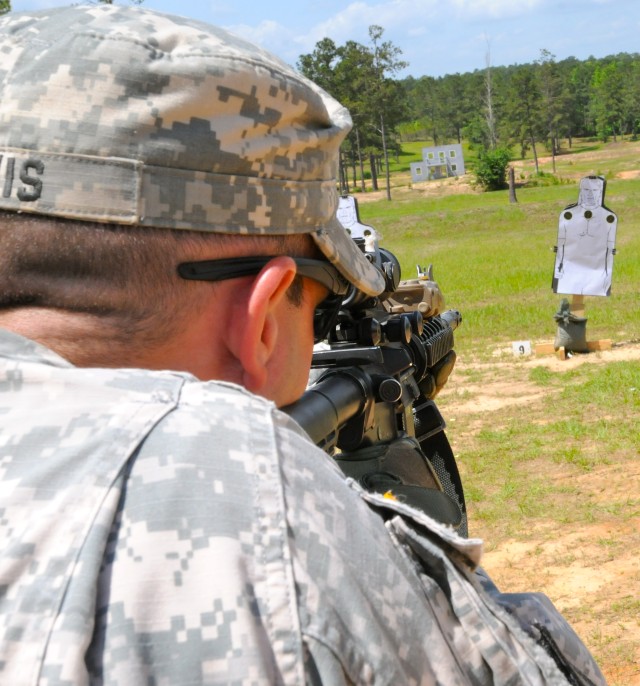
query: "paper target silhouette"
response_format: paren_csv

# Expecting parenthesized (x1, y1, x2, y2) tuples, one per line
(337, 195, 381, 244)
(552, 176, 617, 297)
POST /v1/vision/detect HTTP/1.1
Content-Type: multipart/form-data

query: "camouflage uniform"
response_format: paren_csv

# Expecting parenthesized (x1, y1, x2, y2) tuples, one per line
(0, 329, 605, 685)
(0, 6, 606, 685)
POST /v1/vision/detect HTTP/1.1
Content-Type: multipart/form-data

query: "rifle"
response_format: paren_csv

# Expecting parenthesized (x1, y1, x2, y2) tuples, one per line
(283, 197, 468, 536)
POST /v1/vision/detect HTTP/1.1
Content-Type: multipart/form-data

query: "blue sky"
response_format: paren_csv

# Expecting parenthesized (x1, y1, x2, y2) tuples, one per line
(11, 0, 640, 78)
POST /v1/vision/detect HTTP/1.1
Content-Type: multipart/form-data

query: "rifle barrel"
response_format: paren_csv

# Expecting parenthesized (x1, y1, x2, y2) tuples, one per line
(283, 371, 368, 447)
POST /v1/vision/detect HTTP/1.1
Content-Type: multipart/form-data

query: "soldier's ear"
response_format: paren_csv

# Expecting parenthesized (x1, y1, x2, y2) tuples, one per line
(229, 256, 297, 395)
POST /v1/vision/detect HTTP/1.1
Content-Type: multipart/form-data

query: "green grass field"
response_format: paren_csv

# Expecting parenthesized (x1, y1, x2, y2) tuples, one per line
(357, 177, 640, 358)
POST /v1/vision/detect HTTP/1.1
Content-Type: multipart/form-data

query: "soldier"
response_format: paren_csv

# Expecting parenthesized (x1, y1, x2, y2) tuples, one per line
(0, 5, 605, 685)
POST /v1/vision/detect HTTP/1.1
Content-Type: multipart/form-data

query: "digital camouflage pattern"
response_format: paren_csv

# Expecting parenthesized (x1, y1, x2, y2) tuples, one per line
(0, 5, 384, 296)
(0, 330, 606, 684)
(0, 5, 607, 685)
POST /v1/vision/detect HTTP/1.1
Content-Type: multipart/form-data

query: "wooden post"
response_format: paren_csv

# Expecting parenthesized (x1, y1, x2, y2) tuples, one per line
(570, 294, 585, 318)
(508, 166, 518, 203)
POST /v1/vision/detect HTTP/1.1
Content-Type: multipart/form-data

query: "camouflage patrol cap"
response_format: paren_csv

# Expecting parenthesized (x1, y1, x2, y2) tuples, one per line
(0, 5, 384, 296)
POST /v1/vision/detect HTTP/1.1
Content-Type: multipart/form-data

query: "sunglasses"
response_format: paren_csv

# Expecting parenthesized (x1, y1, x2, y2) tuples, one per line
(177, 256, 351, 343)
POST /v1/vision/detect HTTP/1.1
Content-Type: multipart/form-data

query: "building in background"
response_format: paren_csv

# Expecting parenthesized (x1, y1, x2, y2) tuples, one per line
(410, 143, 465, 183)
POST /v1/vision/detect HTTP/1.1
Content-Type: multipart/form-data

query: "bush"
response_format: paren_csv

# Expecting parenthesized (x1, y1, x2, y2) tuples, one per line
(474, 147, 511, 191)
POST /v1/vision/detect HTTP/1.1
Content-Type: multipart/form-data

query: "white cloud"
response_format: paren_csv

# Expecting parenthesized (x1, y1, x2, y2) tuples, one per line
(449, 0, 546, 18)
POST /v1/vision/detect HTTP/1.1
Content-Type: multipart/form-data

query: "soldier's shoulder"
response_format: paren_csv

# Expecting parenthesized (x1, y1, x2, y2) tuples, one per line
(147, 376, 307, 443)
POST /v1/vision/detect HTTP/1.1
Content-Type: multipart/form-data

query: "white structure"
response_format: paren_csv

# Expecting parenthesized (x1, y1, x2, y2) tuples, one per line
(410, 144, 465, 183)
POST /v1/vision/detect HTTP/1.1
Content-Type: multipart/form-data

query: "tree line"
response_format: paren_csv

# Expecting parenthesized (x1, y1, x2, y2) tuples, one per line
(299, 29, 640, 192)
(402, 48, 640, 167)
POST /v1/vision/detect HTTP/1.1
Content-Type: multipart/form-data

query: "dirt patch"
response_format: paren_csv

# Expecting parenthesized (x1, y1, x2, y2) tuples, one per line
(355, 175, 479, 204)
(513, 140, 640, 181)
(437, 341, 640, 684)
(482, 517, 640, 685)
(448, 340, 640, 416)
(617, 170, 640, 180)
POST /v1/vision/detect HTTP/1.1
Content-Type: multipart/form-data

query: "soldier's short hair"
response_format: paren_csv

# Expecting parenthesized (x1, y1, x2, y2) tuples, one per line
(0, 211, 310, 345)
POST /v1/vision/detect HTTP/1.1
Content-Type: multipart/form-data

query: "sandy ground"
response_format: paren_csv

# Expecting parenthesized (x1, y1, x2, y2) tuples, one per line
(438, 342, 640, 684)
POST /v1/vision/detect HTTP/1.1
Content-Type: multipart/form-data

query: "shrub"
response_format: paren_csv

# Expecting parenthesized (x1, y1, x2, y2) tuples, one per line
(474, 147, 511, 191)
